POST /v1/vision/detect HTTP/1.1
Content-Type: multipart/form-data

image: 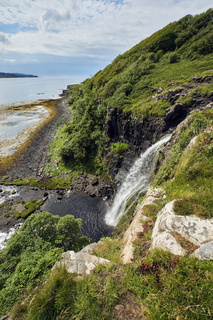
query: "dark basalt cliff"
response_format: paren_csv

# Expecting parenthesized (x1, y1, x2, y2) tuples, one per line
(105, 76, 213, 178)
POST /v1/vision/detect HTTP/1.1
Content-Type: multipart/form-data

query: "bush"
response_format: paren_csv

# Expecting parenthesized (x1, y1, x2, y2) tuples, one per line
(168, 52, 178, 63)
(111, 142, 130, 154)
(0, 212, 90, 315)
(23, 267, 77, 320)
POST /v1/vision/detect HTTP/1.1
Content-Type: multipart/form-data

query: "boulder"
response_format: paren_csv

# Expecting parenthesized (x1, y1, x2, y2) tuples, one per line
(151, 200, 213, 257)
(80, 241, 103, 254)
(54, 242, 109, 275)
(56, 250, 110, 275)
(151, 230, 186, 256)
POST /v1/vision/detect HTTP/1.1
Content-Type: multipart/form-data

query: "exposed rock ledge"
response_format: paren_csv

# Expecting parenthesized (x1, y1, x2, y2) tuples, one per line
(151, 200, 213, 258)
(121, 188, 164, 264)
(122, 188, 213, 263)
(51, 184, 213, 275)
(54, 242, 110, 275)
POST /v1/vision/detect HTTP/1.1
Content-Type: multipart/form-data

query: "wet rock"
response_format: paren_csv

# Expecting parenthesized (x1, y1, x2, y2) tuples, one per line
(105, 106, 169, 180)
(43, 192, 48, 197)
(98, 185, 114, 199)
(90, 193, 96, 198)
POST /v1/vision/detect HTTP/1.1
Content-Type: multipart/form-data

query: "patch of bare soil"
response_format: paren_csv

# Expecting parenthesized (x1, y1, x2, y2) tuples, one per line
(112, 292, 145, 320)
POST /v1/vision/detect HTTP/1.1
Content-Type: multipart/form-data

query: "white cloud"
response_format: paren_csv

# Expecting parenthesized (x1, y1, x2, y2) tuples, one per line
(0, 33, 10, 44)
(3, 58, 16, 62)
(0, 1, 212, 63)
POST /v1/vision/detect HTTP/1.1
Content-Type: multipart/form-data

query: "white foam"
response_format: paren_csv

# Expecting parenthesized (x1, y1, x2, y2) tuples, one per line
(105, 135, 171, 226)
(0, 224, 22, 250)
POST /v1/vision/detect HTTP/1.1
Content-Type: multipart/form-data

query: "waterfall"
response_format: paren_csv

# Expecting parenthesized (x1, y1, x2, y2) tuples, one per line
(105, 135, 171, 226)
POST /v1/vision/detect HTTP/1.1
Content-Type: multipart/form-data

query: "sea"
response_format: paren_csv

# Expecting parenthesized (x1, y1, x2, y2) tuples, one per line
(0, 76, 86, 158)
(0, 76, 86, 105)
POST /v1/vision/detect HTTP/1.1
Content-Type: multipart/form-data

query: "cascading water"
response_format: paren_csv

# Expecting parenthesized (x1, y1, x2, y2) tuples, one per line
(105, 135, 171, 226)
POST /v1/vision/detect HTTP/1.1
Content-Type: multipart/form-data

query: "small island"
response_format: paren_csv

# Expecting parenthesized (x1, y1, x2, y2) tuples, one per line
(0, 72, 38, 78)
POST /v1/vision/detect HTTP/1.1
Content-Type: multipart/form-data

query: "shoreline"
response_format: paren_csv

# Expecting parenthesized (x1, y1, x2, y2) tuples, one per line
(0, 96, 70, 180)
(0, 95, 113, 242)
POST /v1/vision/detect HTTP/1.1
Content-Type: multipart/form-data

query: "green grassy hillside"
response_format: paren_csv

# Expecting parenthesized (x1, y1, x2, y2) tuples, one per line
(45, 8, 213, 177)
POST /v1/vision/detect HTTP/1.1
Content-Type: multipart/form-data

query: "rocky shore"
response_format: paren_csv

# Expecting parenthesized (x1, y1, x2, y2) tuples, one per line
(0, 97, 70, 179)
(0, 95, 113, 243)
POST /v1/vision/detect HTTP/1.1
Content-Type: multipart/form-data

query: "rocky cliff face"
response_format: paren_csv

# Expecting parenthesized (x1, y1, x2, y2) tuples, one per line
(105, 76, 213, 180)
(106, 107, 165, 152)
(121, 100, 213, 262)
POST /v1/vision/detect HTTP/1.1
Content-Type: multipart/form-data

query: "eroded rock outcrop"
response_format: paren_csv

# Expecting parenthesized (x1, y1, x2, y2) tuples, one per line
(151, 200, 213, 259)
(121, 188, 213, 262)
(121, 188, 164, 264)
(54, 242, 110, 275)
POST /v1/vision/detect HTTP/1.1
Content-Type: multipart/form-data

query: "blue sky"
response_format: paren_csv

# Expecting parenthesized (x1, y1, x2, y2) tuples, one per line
(0, 0, 212, 79)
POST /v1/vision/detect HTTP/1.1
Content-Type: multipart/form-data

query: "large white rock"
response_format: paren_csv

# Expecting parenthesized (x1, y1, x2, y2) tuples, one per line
(151, 230, 186, 256)
(56, 250, 110, 275)
(80, 241, 102, 254)
(122, 188, 164, 264)
(152, 200, 213, 245)
(151, 200, 213, 256)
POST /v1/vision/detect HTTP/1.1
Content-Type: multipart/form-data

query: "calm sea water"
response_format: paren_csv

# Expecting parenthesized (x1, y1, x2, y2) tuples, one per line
(0, 76, 86, 105)
(0, 76, 85, 157)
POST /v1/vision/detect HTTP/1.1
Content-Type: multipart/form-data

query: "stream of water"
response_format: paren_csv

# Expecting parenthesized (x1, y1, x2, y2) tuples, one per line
(0, 135, 171, 249)
(105, 135, 171, 226)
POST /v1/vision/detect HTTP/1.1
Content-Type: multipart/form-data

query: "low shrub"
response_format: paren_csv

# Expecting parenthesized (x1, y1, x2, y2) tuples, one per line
(0, 212, 90, 315)
(111, 142, 130, 155)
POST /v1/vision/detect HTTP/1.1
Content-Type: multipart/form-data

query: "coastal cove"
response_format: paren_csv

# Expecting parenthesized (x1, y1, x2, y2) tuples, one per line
(0, 93, 113, 247)
(0, 99, 57, 169)
(0, 8, 213, 319)
(0, 76, 84, 173)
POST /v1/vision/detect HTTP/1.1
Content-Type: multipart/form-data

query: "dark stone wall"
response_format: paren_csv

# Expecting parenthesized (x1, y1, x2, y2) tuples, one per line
(106, 107, 166, 154)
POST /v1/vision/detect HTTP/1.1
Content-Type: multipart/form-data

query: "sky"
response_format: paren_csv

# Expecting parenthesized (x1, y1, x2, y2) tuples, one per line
(0, 0, 212, 78)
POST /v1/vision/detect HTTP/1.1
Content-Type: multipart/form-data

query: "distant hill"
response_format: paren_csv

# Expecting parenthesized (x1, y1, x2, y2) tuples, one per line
(0, 72, 38, 78)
